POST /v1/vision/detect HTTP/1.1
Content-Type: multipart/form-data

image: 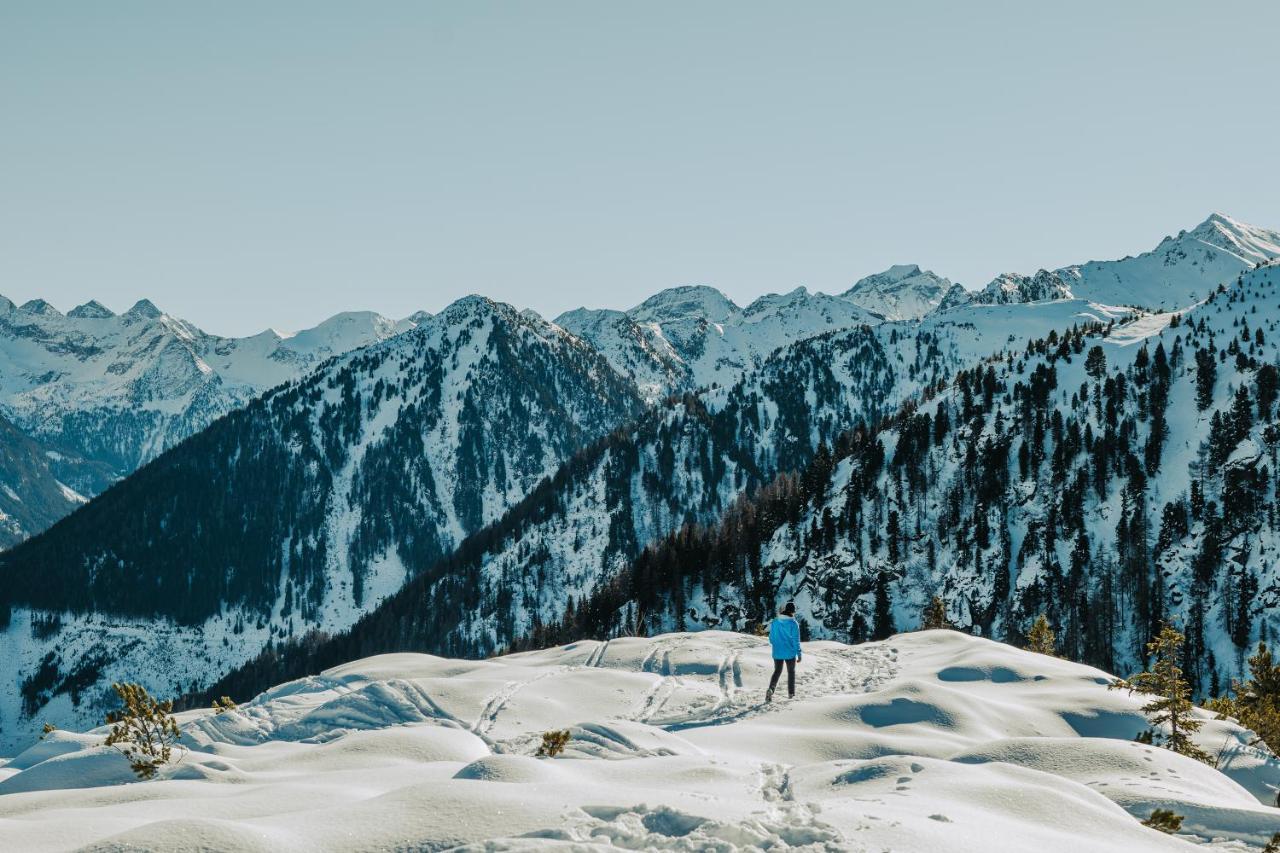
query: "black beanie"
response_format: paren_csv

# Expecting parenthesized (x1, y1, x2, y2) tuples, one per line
(782, 601, 796, 616)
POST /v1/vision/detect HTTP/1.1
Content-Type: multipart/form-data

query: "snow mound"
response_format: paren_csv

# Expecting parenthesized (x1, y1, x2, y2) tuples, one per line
(1, 630, 1277, 851)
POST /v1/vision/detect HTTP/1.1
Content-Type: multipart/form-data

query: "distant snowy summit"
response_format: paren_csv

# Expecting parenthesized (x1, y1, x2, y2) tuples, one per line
(961, 212, 1280, 310)
(842, 263, 955, 320)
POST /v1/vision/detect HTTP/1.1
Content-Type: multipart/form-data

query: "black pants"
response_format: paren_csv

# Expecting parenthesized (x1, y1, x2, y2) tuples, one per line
(769, 658, 796, 696)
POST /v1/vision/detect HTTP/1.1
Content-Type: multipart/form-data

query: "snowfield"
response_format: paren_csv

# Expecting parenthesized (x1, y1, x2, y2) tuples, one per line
(1, 631, 1277, 852)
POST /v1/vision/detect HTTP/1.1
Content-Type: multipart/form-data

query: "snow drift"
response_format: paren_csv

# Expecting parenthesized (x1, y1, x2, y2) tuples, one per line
(0, 630, 1276, 851)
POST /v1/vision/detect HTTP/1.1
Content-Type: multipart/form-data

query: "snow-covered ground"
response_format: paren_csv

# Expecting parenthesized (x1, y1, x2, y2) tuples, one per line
(1, 630, 1276, 852)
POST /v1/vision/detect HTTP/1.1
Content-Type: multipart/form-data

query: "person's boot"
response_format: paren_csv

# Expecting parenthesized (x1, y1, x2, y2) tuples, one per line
(765, 687, 774, 703)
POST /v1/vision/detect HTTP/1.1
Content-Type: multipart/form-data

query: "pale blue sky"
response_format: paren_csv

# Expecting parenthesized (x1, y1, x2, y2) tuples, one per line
(2, 1, 1277, 336)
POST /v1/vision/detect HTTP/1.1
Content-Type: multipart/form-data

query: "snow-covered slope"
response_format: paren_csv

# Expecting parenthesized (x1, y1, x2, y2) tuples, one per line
(842, 264, 955, 320)
(0, 630, 1275, 851)
(557, 285, 881, 398)
(969, 213, 1280, 310)
(0, 296, 424, 500)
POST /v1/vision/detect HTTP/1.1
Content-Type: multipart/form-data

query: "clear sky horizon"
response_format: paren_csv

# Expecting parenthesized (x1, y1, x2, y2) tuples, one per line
(2, 1, 1278, 337)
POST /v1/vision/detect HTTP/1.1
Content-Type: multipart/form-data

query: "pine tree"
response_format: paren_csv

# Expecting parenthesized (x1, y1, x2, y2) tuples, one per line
(872, 571, 896, 640)
(1229, 384, 1253, 447)
(1084, 345, 1107, 380)
(104, 682, 183, 780)
(1025, 613, 1057, 656)
(1195, 346, 1217, 411)
(1257, 364, 1280, 421)
(922, 595, 949, 630)
(1112, 624, 1212, 764)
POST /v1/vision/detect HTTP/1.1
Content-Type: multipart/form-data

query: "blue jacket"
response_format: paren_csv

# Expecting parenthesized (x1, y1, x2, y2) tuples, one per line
(769, 615, 801, 660)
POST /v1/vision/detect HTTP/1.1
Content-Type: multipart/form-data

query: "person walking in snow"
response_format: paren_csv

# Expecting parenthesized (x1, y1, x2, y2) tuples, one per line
(766, 601, 801, 702)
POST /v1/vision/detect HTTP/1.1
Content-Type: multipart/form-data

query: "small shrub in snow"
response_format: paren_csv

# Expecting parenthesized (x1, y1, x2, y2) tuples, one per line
(1140, 808, 1183, 833)
(212, 696, 238, 715)
(536, 729, 571, 758)
(39, 722, 56, 740)
(1111, 624, 1212, 764)
(1263, 832, 1280, 853)
(921, 596, 949, 630)
(104, 682, 183, 780)
(1024, 614, 1057, 656)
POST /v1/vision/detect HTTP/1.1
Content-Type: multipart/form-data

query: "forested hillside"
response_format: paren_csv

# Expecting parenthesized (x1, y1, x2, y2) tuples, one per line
(552, 262, 1280, 694)
(193, 300, 1134, 702)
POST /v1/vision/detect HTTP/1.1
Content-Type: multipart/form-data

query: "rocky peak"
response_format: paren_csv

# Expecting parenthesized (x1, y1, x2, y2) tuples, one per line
(67, 300, 116, 319)
(19, 298, 62, 316)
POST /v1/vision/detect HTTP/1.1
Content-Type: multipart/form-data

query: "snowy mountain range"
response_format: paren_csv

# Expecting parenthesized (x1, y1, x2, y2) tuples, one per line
(1, 212, 1276, 756)
(557, 214, 1280, 403)
(0, 297, 427, 544)
(0, 294, 1132, 750)
(557, 285, 882, 399)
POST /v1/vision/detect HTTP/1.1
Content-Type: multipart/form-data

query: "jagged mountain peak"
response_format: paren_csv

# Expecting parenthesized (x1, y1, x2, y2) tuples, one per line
(1057, 213, 1280, 309)
(961, 214, 1280, 311)
(554, 305, 628, 328)
(432, 293, 510, 324)
(18, 299, 61, 317)
(427, 296, 554, 342)
(741, 285, 812, 313)
(842, 264, 955, 320)
(1180, 211, 1280, 264)
(124, 298, 164, 319)
(974, 269, 1074, 305)
(936, 282, 973, 312)
(66, 300, 115, 319)
(628, 285, 739, 324)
